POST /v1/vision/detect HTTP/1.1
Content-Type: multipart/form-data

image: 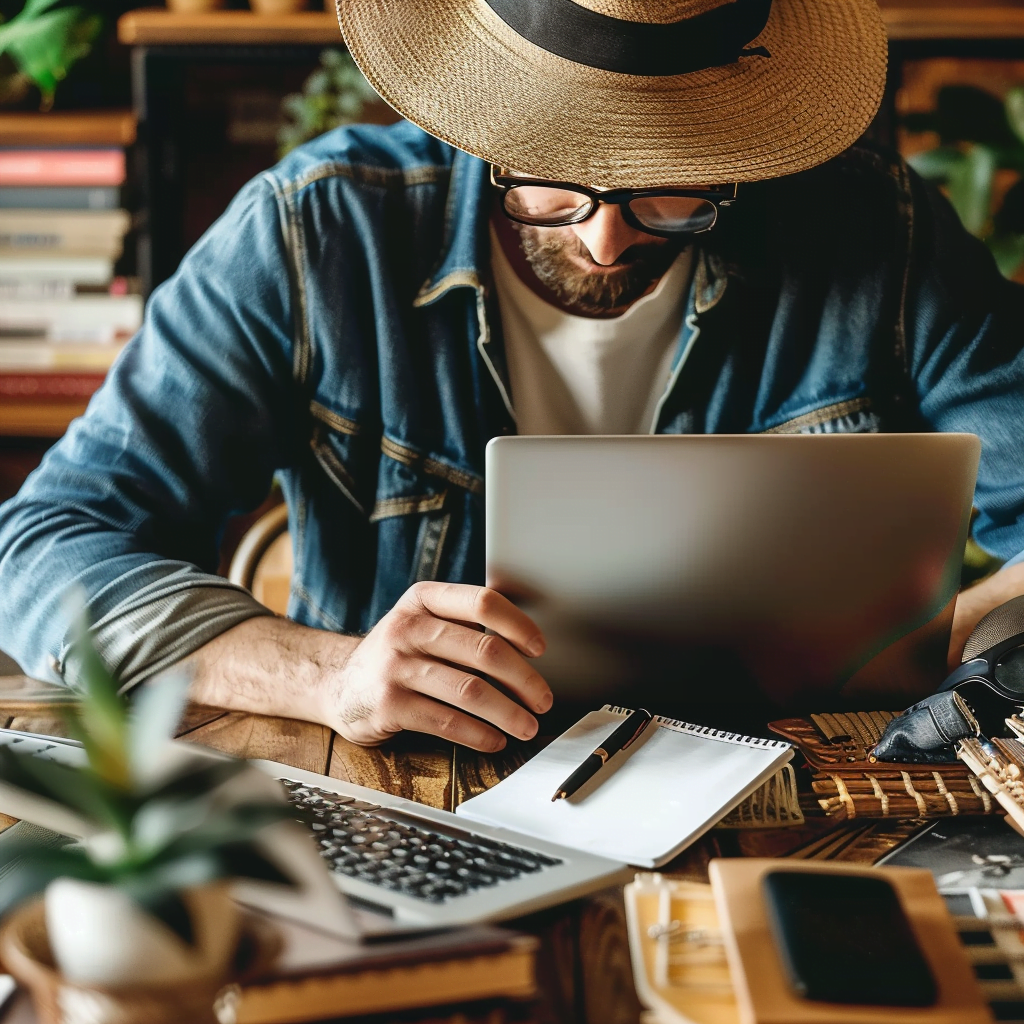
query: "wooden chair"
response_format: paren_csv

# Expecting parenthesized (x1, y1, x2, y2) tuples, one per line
(227, 502, 292, 615)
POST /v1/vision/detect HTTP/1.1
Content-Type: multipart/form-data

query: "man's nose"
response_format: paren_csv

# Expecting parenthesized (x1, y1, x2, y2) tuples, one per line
(571, 202, 659, 265)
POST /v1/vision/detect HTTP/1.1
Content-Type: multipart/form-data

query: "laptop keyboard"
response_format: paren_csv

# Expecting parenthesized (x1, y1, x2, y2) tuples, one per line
(282, 779, 563, 903)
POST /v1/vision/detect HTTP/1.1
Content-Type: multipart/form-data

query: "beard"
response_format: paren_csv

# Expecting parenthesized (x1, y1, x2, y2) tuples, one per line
(515, 224, 683, 315)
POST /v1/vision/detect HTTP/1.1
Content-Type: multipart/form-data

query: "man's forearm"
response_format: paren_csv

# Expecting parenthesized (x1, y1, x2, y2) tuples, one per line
(180, 582, 550, 752)
(183, 617, 359, 725)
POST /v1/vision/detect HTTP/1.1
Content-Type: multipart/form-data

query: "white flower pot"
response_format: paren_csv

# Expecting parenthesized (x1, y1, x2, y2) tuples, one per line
(44, 880, 239, 988)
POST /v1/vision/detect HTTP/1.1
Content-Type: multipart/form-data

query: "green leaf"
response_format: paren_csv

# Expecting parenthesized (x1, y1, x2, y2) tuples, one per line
(0, 844, 108, 917)
(1007, 87, 1024, 147)
(143, 757, 249, 803)
(0, 1, 101, 108)
(907, 146, 966, 181)
(277, 48, 377, 156)
(213, 842, 296, 887)
(63, 608, 130, 789)
(124, 852, 222, 893)
(946, 144, 997, 236)
(127, 669, 190, 782)
(121, 885, 196, 945)
(129, 796, 210, 857)
(149, 803, 295, 864)
(987, 231, 1024, 278)
(0, 748, 132, 834)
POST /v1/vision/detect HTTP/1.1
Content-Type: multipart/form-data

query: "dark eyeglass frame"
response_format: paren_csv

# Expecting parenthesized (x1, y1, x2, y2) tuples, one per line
(940, 633, 1024, 703)
(490, 166, 738, 238)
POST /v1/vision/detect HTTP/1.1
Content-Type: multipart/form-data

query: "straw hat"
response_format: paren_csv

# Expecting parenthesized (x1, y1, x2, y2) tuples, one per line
(336, 0, 888, 187)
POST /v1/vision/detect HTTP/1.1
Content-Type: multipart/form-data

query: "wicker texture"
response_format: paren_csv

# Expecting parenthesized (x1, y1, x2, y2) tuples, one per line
(0, 902, 280, 1024)
(336, 0, 888, 187)
(770, 712, 1000, 820)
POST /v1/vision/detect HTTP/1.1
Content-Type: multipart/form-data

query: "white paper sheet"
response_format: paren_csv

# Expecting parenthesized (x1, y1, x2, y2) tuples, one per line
(456, 706, 793, 867)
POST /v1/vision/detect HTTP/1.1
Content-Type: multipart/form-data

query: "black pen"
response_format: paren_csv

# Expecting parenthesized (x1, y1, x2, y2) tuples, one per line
(551, 708, 654, 801)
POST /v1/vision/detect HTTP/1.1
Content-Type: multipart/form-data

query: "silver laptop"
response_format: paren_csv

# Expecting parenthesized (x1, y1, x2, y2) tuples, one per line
(0, 730, 627, 932)
(486, 433, 981, 716)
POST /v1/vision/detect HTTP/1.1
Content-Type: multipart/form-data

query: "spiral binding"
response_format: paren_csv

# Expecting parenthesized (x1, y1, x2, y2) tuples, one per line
(603, 705, 790, 750)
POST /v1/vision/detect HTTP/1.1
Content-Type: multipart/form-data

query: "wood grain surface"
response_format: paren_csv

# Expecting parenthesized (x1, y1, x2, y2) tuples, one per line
(184, 711, 331, 774)
(0, 111, 136, 147)
(0, 698, 928, 1024)
(328, 731, 453, 809)
(117, 9, 342, 46)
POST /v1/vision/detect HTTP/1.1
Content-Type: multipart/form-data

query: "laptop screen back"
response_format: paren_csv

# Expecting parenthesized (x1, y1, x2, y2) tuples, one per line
(485, 434, 980, 719)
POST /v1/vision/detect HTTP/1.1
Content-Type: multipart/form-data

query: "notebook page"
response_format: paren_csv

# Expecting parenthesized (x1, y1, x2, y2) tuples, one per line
(456, 706, 792, 867)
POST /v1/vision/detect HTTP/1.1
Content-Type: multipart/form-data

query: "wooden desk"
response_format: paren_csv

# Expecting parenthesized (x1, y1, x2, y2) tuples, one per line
(0, 700, 924, 1024)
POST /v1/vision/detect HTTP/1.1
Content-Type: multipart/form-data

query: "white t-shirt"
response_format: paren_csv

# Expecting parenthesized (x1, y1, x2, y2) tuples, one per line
(491, 229, 693, 435)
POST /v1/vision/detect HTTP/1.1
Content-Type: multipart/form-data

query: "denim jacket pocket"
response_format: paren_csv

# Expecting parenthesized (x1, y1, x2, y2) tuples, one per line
(761, 397, 882, 435)
(372, 437, 483, 587)
(307, 401, 378, 516)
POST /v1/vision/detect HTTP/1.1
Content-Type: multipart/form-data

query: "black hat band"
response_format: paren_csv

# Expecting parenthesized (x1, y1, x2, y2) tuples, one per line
(481, 0, 773, 77)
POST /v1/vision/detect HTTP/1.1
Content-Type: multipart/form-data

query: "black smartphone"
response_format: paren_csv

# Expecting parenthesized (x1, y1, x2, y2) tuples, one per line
(761, 871, 938, 1006)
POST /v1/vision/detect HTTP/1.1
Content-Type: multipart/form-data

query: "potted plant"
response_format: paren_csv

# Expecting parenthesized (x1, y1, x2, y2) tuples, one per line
(278, 49, 380, 157)
(0, 633, 295, 1023)
(0, 0, 101, 110)
(904, 83, 1024, 280)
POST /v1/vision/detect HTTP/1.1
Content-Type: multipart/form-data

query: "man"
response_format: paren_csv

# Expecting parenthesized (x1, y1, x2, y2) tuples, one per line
(1, 0, 1023, 752)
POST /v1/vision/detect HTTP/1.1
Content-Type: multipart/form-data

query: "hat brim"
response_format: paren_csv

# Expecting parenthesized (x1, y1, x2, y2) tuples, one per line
(336, 0, 888, 187)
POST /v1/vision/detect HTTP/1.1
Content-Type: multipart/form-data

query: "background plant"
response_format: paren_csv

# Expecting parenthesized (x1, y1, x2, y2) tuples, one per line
(904, 84, 1024, 279)
(0, 0, 100, 110)
(278, 48, 379, 158)
(0, 629, 295, 943)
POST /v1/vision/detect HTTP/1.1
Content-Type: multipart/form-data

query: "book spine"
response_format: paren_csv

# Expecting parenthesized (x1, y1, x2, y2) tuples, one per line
(0, 340, 126, 371)
(0, 187, 120, 210)
(0, 257, 114, 285)
(0, 372, 105, 400)
(0, 150, 126, 187)
(0, 211, 130, 259)
(0, 296, 144, 342)
(0, 281, 74, 301)
(603, 704, 791, 749)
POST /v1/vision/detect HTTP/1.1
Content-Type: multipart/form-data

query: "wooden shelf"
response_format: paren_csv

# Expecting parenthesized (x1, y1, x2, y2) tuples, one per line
(117, 9, 340, 46)
(0, 402, 89, 438)
(0, 111, 136, 147)
(884, 5, 1024, 41)
(117, 5, 1024, 47)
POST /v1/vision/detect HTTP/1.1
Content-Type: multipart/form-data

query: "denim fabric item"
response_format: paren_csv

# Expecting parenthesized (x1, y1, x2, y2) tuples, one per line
(2, 122, 1024, 687)
(871, 691, 979, 763)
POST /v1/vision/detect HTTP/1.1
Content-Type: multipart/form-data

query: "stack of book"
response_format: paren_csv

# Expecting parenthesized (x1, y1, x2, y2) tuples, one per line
(0, 112, 142, 436)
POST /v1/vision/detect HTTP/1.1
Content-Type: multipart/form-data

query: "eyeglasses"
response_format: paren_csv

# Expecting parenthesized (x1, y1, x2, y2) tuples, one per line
(490, 166, 738, 238)
(940, 633, 1024, 703)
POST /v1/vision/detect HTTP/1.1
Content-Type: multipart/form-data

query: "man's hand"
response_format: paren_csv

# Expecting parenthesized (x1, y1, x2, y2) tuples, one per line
(184, 582, 552, 752)
(322, 582, 551, 751)
(949, 562, 1024, 669)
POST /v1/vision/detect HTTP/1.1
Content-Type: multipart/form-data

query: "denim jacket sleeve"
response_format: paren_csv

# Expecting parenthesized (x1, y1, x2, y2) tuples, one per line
(0, 173, 297, 687)
(906, 170, 1024, 566)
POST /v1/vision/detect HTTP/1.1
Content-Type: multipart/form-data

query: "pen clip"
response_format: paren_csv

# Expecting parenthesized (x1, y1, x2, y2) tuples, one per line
(622, 710, 653, 751)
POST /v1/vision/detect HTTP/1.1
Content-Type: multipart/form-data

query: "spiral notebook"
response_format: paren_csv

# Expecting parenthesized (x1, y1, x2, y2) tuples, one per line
(456, 705, 793, 868)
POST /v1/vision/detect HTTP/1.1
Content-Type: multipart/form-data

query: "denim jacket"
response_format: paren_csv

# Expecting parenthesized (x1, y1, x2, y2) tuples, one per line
(2, 120, 1024, 687)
